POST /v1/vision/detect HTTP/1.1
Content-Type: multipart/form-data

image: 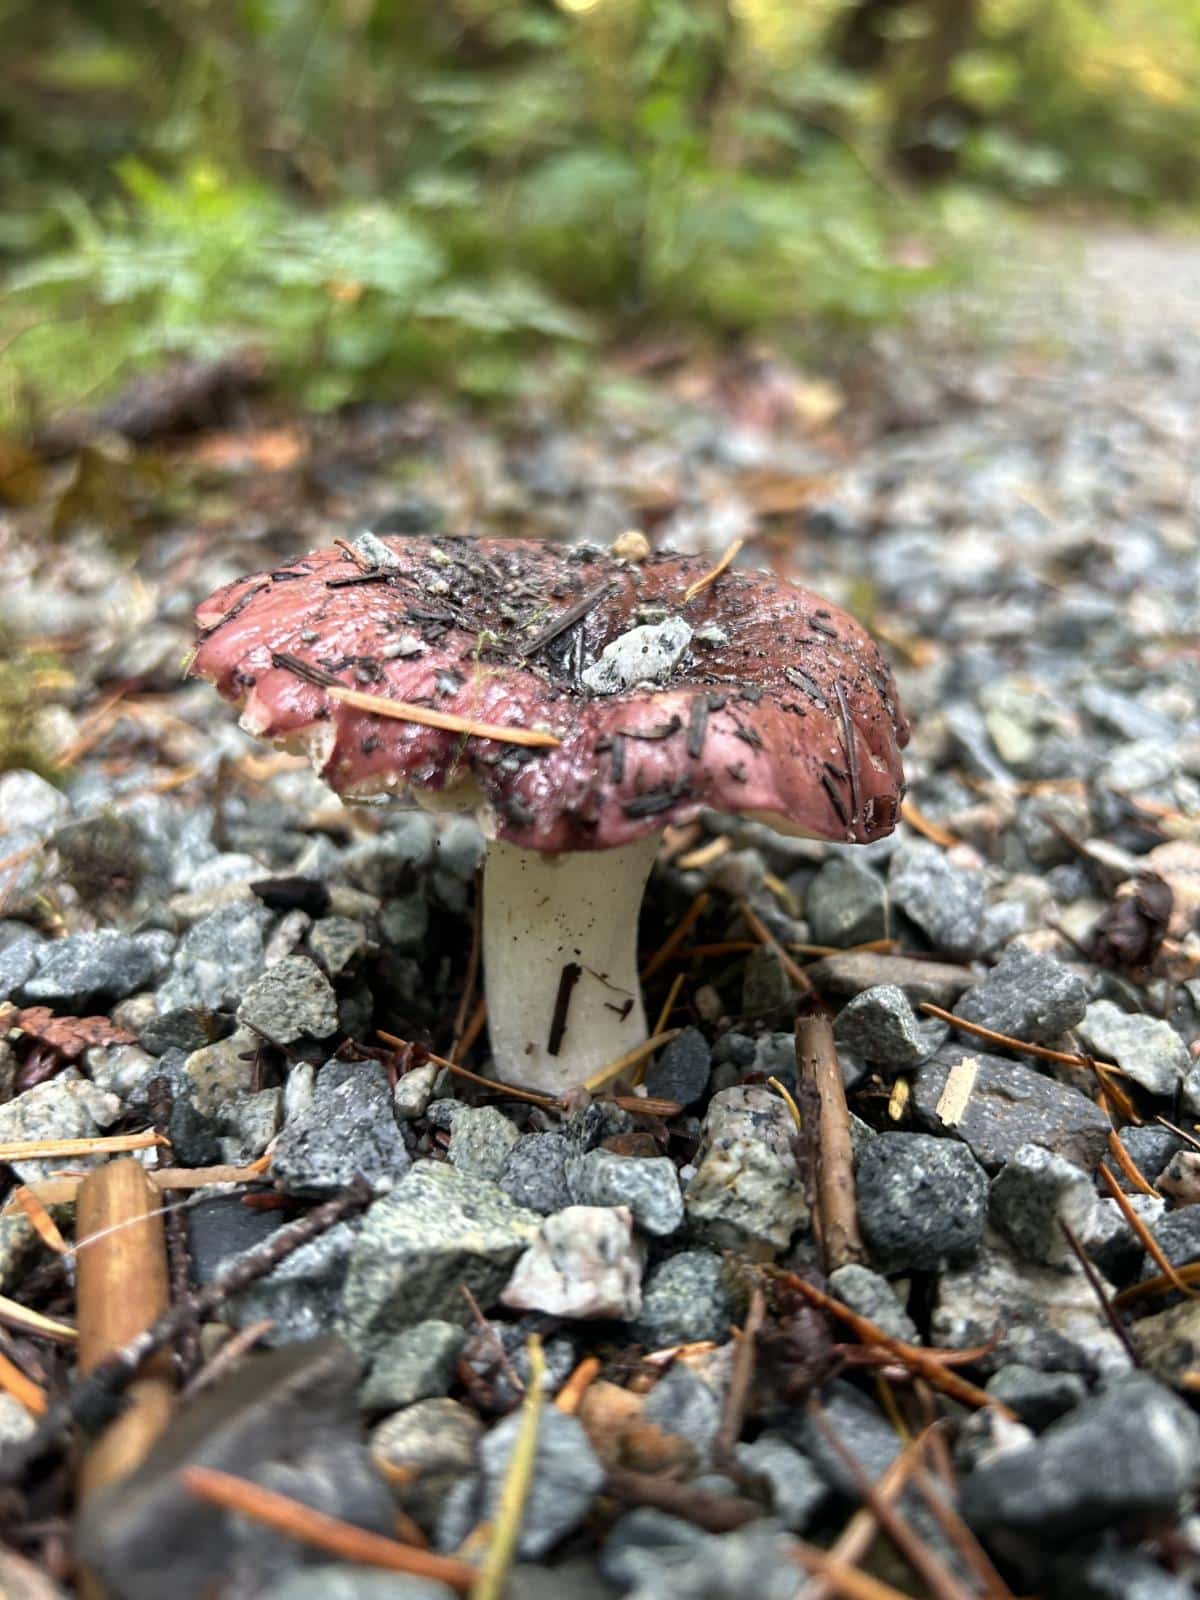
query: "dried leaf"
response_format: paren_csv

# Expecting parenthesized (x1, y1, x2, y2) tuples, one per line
(13, 1007, 136, 1061)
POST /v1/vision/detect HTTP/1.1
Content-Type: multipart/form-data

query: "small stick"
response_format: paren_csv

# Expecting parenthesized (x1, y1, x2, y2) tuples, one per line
(793, 1540, 925, 1600)
(148, 1075, 202, 1380)
(461, 1284, 524, 1396)
(798, 1447, 920, 1600)
(714, 1284, 766, 1470)
(1096, 1165, 1196, 1300)
(451, 880, 484, 1049)
(909, 1456, 1016, 1600)
(182, 1466, 477, 1592)
(75, 1159, 175, 1600)
(769, 1269, 1014, 1419)
(1116, 1259, 1200, 1307)
(682, 538, 745, 604)
(181, 1320, 276, 1402)
(796, 1012, 865, 1272)
(651, 971, 686, 1039)
(516, 580, 613, 658)
(4, 1159, 272, 1210)
(604, 1466, 760, 1532)
(767, 1075, 803, 1132)
(9, 1186, 69, 1253)
(676, 836, 731, 872)
(471, 1335, 546, 1600)
(327, 685, 561, 748)
(640, 891, 711, 980)
(581, 1030, 682, 1095)
(739, 900, 815, 997)
(554, 1356, 601, 1415)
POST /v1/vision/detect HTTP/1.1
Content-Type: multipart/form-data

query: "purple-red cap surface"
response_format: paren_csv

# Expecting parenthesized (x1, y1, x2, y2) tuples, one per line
(189, 536, 908, 853)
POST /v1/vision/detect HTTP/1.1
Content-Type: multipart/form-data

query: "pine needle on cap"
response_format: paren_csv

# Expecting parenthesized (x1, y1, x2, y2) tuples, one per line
(326, 685, 561, 748)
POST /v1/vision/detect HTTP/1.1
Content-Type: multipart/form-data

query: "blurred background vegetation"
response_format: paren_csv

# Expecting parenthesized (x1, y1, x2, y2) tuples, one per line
(2, 0, 1198, 425)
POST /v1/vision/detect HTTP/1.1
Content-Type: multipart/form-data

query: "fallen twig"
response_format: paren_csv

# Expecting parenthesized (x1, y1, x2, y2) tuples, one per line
(0, 1348, 46, 1415)
(714, 1284, 766, 1476)
(604, 1466, 761, 1532)
(183, 1466, 477, 1591)
(796, 1011, 865, 1272)
(472, 1334, 546, 1600)
(3, 1157, 272, 1211)
(798, 1446, 920, 1600)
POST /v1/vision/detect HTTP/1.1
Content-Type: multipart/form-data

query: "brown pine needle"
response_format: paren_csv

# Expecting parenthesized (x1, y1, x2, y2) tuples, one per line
(453, 997, 489, 1063)
(682, 538, 745, 604)
(652, 971, 686, 1039)
(1098, 1163, 1198, 1299)
(0, 1130, 167, 1162)
(555, 1355, 602, 1415)
(4, 1158, 273, 1211)
(901, 800, 959, 849)
(676, 836, 732, 872)
(0, 1349, 47, 1416)
(767, 1075, 803, 1132)
(472, 1335, 546, 1600)
(182, 1466, 477, 1591)
(793, 1541, 922, 1600)
(581, 1030, 682, 1095)
(640, 890, 711, 980)
(376, 1030, 560, 1111)
(0, 1293, 76, 1344)
(326, 685, 561, 748)
(799, 1445, 921, 1600)
(1107, 1128, 1158, 1197)
(739, 899, 814, 996)
(9, 1185, 70, 1253)
(919, 1002, 1128, 1094)
(1116, 1258, 1200, 1307)
(909, 1457, 1015, 1600)
(332, 535, 374, 570)
(772, 1269, 1015, 1420)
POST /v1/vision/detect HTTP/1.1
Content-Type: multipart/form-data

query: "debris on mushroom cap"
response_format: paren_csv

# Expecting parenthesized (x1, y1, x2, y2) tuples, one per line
(189, 535, 909, 853)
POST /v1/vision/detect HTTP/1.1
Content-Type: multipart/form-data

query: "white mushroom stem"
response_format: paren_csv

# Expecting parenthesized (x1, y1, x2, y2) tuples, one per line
(481, 833, 661, 1095)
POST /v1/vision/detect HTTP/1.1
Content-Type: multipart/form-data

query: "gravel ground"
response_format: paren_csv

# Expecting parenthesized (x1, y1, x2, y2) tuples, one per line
(1, 225, 1199, 1598)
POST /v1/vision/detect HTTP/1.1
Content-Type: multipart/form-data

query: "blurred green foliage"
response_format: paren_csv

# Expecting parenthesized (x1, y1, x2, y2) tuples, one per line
(1, 0, 1197, 424)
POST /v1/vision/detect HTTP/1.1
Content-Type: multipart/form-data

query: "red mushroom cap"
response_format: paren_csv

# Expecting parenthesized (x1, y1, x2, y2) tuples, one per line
(189, 536, 908, 853)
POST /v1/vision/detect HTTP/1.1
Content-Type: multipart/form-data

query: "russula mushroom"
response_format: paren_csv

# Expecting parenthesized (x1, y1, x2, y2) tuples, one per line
(189, 535, 908, 1094)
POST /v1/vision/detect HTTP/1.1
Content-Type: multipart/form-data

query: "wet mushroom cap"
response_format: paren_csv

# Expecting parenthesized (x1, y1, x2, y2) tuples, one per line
(189, 536, 908, 852)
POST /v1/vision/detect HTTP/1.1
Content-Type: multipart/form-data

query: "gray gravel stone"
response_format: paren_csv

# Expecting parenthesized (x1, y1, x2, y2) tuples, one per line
(475, 1408, 605, 1557)
(342, 1162, 539, 1350)
(0, 1392, 38, 1446)
(785, 1381, 900, 1496)
(447, 1105, 521, 1182)
(183, 1027, 260, 1114)
(602, 1509, 712, 1591)
(157, 902, 274, 1013)
(567, 1149, 684, 1237)
(0, 935, 40, 1001)
(307, 917, 368, 976)
(984, 1364, 1087, 1431)
(828, 1263, 918, 1344)
(805, 856, 889, 947)
(369, 1398, 482, 1531)
(642, 1362, 723, 1460)
(273, 1059, 410, 1196)
(22, 929, 170, 1009)
(740, 945, 794, 1014)
(734, 1436, 829, 1531)
(1076, 1000, 1190, 1096)
(1053, 1547, 1195, 1600)
(834, 984, 945, 1070)
(954, 945, 1088, 1044)
(914, 1046, 1111, 1173)
(889, 841, 987, 959)
(502, 1206, 643, 1319)
(644, 1027, 711, 1107)
(499, 1132, 574, 1215)
(960, 1374, 1200, 1537)
(378, 894, 429, 953)
(0, 770, 70, 833)
(621, 1526, 806, 1600)
(359, 1321, 467, 1412)
(989, 1144, 1100, 1266)
(684, 1085, 809, 1258)
(238, 955, 338, 1044)
(260, 1569, 456, 1600)
(227, 1221, 360, 1345)
(0, 1071, 121, 1181)
(856, 1132, 988, 1273)
(1115, 1126, 1183, 1189)
(634, 1249, 732, 1346)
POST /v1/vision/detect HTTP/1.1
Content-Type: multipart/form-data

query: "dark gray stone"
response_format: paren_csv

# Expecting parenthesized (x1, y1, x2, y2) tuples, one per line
(984, 1364, 1087, 1431)
(954, 945, 1088, 1045)
(644, 1027, 711, 1107)
(642, 1363, 722, 1460)
(889, 841, 987, 959)
(1052, 1547, 1195, 1600)
(734, 1435, 829, 1530)
(601, 1509, 712, 1590)
(359, 1321, 467, 1412)
(619, 1526, 807, 1600)
(633, 1250, 732, 1346)
(139, 1004, 230, 1055)
(476, 1408, 605, 1557)
(567, 1149, 684, 1237)
(785, 1381, 901, 1497)
(22, 929, 169, 1009)
(499, 1133, 573, 1215)
(856, 1132, 988, 1273)
(227, 1222, 359, 1345)
(272, 1059, 410, 1196)
(834, 984, 945, 1070)
(74, 1340, 366, 1600)
(961, 1374, 1200, 1537)
(0, 934, 39, 1001)
(805, 857, 889, 947)
(156, 902, 274, 1012)
(307, 917, 368, 976)
(989, 1144, 1100, 1266)
(1137, 1205, 1200, 1283)
(803, 952, 977, 1009)
(238, 955, 338, 1044)
(342, 1162, 539, 1351)
(741, 945, 795, 1014)
(1115, 1126, 1183, 1189)
(913, 1046, 1111, 1173)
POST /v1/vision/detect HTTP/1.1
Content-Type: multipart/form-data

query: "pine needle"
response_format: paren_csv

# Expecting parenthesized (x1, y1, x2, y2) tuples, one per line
(0, 1130, 166, 1162)
(682, 538, 745, 604)
(0, 1293, 77, 1344)
(326, 685, 560, 748)
(472, 1334, 546, 1600)
(581, 1029, 681, 1094)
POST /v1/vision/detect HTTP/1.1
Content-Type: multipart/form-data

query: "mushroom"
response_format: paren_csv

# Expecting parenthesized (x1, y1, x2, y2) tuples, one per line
(188, 535, 908, 1094)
